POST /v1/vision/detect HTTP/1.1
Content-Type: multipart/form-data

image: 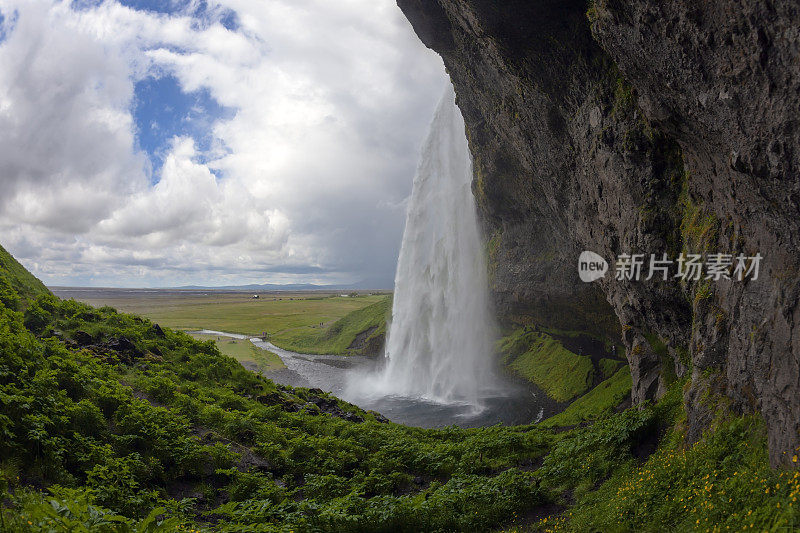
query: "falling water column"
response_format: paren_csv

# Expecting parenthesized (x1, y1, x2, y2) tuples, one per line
(377, 83, 495, 407)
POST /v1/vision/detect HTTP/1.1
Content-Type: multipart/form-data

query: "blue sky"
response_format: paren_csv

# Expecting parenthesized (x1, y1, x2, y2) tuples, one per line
(0, 8, 13, 43)
(0, 0, 446, 288)
(117, 0, 239, 30)
(133, 73, 233, 179)
(86, 0, 238, 176)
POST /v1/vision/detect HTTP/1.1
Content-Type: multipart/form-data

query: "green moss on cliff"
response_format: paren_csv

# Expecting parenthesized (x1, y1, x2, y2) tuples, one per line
(611, 74, 636, 118)
(644, 331, 678, 387)
(680, 180, 719, 255)
(586, 0, 599, 24)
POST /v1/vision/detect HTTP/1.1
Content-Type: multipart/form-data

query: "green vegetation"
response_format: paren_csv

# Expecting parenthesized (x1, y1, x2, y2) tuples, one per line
(0, 244, 48, 302)
(0, 280, 553, 531)
(540, 414, 800, 532)
(485, 231, 501, 286)
(1, 248, 798, 532)
(66, 290, 390, 355)
(499, 329, 594, 402)
(679, 179, 719, 255)
(270, 296, 391, 355)
(598, 357, 621, 380)
(611, 74, 636, 118)
(0, 272, 552, 531)
(644, 332, 678, 388)
(541, 366, 632, 427)
(586, 0, 598, 25)
(189, 333, 284, 373)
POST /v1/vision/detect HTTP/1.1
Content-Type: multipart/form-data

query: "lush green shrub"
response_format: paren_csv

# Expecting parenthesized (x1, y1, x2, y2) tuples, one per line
(224, 470, 286, 503)
(86, 455, 159, 517)
(5, 487, 185, 532)
(23, 300, 51, 335)
(0, 277, 20, 311)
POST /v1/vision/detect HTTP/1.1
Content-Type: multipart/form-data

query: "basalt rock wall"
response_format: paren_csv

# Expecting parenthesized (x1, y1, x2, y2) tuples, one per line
(397, 0, 800, 466)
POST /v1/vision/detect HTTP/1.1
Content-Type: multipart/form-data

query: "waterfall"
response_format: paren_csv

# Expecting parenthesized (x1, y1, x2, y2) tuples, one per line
(364, 83, 495, 407)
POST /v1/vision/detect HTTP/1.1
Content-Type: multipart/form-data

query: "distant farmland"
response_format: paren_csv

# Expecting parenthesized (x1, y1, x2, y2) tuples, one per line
(53, 288, 391, 354)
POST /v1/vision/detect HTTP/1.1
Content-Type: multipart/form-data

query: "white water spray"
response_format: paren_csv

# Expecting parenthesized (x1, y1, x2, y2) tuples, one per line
(355, 83, 495, 407)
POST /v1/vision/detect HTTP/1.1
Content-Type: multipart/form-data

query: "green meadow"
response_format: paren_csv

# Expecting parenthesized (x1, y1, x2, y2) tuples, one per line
(69, 291, 391, 355)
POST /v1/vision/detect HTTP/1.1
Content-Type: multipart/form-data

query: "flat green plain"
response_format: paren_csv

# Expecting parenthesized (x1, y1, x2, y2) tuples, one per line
(65, 291, 391, 354)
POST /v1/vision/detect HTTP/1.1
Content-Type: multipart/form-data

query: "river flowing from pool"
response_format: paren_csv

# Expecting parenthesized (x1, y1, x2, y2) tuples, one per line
(190, 330, 561, 428)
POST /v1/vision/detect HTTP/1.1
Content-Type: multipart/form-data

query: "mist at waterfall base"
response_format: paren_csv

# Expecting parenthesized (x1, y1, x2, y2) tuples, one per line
(337, 84, 559, 427)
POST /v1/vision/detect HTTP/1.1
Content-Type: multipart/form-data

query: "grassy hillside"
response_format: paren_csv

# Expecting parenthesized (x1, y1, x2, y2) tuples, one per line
(529, 406, 800, 532)
(0, 286, 552, 531)
(270, 295, 391, 355)
(499, 329, 595, 402)
(1, 247, 798, 532)
(541, 366, 632, 427)
(0, 244, 49, 303)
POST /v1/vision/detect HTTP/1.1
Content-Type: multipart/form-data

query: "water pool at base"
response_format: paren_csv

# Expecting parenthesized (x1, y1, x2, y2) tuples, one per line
(254, 338, 563, 429)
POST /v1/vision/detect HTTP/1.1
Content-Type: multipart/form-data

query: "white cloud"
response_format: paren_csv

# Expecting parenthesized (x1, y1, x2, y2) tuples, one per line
(0, 0, 446, 287)
(96, 136, 290, 251)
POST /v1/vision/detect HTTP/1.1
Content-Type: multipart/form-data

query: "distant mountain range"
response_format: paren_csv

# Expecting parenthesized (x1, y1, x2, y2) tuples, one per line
(171, 281, 392, 292)
(49, 277, 393, 293)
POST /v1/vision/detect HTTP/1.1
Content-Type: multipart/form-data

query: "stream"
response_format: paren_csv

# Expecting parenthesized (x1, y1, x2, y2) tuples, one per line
(191, 330, 563, 429)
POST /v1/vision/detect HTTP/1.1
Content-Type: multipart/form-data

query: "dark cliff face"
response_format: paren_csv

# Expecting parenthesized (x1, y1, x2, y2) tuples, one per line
(398, 0, 800, 466)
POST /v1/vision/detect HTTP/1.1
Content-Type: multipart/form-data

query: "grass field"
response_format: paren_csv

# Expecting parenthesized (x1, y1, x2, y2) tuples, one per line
(64, 291, 387, 336)
(58, 289, 391, 356)
(189, 332, 285, 373)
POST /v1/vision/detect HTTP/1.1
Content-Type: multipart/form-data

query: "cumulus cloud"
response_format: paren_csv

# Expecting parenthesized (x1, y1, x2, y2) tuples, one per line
(0, 1, 147, 229)
(0, 0, 446, 287)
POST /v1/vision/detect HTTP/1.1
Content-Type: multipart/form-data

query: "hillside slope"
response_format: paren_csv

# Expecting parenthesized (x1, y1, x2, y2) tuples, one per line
(270, 295, 391, 355)
(0, 244, 49, 302)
